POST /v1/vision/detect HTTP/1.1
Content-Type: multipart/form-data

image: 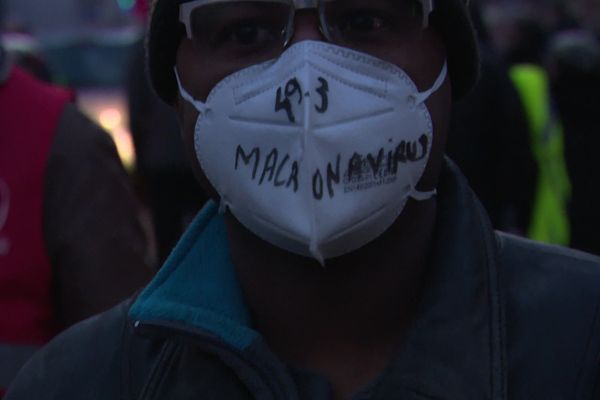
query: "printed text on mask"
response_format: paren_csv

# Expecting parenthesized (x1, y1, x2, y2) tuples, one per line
(234, 133, 428, 201)
(233, 73, 428, 200)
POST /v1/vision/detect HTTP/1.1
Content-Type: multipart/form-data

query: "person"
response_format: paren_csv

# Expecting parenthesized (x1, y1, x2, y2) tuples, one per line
(503, 16, 572, 247)
(547, 30, 600, 255)
(7, 1, 600, 399)
(447, 0, 537, 234)
(0, 43, 152, 395)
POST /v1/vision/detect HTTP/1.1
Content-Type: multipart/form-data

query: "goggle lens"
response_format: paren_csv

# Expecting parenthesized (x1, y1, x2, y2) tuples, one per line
(182, 0, 426, 67)
(188, 2, 290, 64)
(323, 0, 424, 49)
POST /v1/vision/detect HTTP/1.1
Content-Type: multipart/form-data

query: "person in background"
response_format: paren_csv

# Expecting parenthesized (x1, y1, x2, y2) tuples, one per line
(571, 0, 600, 40)
(504, 15, 572, 246)
(6, 1, 600, 399)
(0, 42, 152, 396)
(548, 30, 600, 255)
(447, 0, 537, 234)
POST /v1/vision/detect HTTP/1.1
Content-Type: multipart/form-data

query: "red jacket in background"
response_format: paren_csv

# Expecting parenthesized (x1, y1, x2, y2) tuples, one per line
(0, 67, 73, 381)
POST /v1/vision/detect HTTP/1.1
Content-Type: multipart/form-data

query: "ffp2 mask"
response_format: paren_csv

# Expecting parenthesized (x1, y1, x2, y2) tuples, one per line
(176, 41, 447, 263)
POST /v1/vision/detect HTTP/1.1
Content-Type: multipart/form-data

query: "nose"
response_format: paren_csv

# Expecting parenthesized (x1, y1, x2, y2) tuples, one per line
(287, 9, 326, 45)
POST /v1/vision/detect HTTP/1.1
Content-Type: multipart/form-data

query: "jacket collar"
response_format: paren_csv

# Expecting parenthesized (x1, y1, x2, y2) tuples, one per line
(373, 159, 506, 400)
(129, 201, 259, 351)
(129, 158, 506, 399)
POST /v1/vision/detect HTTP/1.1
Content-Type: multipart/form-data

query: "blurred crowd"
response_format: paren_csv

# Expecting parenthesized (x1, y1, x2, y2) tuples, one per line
(451, 0, 600, 256)
(0, 0, 600, 395)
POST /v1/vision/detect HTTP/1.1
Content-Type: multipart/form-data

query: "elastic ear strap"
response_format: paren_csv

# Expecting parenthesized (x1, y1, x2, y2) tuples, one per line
(429, 61, 448, 93)
(415, 61, 448, 104)
(410, 188, 437, 201)
(174, 67, 205, 112)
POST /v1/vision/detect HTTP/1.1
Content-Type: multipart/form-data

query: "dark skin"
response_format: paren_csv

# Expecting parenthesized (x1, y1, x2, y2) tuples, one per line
(175, 10, 451, 400)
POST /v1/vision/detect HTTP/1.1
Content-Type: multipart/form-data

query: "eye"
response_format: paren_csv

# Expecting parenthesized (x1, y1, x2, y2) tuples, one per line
(323, 0, 424, 46)
(337, 11, 390, 35)
(215, 19, 282, 48)
(188, 2, 291, 60)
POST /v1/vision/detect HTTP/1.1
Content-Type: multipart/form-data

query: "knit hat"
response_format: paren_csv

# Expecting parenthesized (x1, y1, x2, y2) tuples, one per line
(147, 0, 479, 103)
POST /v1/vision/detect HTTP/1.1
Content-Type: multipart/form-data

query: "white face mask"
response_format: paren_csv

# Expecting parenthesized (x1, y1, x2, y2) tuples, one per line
(176, 41, 447, 264)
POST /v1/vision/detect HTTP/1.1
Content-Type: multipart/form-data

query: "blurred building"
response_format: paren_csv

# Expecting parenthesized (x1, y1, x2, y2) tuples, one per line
(2, 0, 143, 170)
(3, 0, 130, 36)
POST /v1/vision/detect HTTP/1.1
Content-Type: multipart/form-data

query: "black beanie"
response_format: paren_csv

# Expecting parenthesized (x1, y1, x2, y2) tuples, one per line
(147, 0, 480, 104)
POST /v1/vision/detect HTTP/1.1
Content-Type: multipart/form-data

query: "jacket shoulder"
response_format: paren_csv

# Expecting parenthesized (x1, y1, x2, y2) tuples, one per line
(497, 233, 600, 398)
(498, 232, 600, 305)
(6, 299, 133, 400)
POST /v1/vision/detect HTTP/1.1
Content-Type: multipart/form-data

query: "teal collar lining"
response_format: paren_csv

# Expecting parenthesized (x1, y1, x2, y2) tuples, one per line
(129, 201, 258, 351)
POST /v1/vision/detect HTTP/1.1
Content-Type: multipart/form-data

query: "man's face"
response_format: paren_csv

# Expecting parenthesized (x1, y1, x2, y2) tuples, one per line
(175, 2, 451, 199)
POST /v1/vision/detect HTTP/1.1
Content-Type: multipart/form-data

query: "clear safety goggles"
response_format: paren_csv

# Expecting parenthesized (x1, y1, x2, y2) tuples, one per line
(179, 0, 434, 64)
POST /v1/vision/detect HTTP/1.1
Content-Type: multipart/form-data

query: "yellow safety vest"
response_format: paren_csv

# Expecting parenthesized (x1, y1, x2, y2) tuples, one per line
(510, 64, 571, 245)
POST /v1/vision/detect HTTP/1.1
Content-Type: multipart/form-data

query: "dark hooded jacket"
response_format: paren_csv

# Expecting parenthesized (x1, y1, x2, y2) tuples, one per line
(6, 160, 600, 400)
